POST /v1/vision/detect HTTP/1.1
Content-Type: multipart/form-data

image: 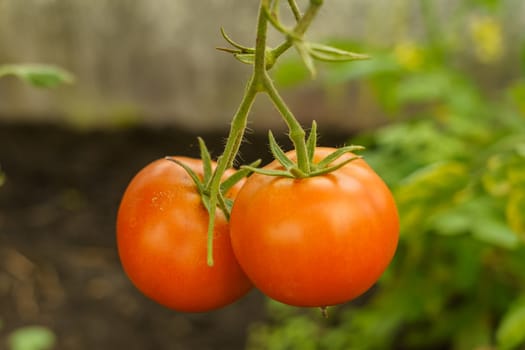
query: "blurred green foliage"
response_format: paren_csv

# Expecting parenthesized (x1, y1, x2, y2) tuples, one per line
(0, 64, 74, 88)
(7, 326, 56, 350)
(247, 1, 525, 349)
(0, 63, 73, 186)
(0, 321, 56, 350)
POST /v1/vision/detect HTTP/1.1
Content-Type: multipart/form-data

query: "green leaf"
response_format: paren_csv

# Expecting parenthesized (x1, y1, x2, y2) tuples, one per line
(0, 64, 74, 88)
(497, 296, 525, 350)
(431, 197, 518, 248)
(469, 0, 501, 11)
(452, 314, 491, 350)
(507, 80, 525, 113)
(471, 212, 520, 249)
(430, 206, 473, 236)
(396, 162, 470, 233)
(395, 71, 451, 103)
(506, 190, 525, 242)
(482, 154, 512, 197)
(7, 326, 56, 350)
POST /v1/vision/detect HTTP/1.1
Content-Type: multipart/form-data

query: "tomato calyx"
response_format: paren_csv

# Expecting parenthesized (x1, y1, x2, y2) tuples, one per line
(165, 138, 260, 267)
(241, 120, 365, 179)
(165, 137, 260, 219)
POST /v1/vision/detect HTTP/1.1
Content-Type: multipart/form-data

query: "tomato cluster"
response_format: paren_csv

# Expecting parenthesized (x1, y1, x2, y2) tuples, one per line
(117, 149, 399, 312)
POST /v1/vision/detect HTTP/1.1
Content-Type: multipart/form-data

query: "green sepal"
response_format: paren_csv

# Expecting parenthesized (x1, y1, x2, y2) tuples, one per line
(234, 53, 256, 65)
(316, 145, 365, 168)
(200, 193, 212, 213)
(306, 120, 318, 163)
(223, 198, 234, 214)
(309, 155, 362, 177)
(220, 27, 255, 53)
(241, 166, 296, 178)
(216, 191, 231, 221)
(269, 131, 295, 170)
(294, 41, 317, 78)
(220, 159, 262, 194)
(289, 166, 308, 178)
(164, 157, 204, 193)
(307, 42, 370, 62)
(216, 47, 241, 54)
(198, 137, 213, 183)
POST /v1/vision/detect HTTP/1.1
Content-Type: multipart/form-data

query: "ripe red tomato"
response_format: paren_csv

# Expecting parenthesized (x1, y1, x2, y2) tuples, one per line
(117, 157, 252, 312)
(230, 148, 399, 307)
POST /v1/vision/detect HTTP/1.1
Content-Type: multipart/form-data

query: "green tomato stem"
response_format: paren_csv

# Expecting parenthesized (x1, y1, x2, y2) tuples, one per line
(262, 73, 310, 174)
(287, 0, 302, 21)
(204, 0, 322, 265)
(205, 1, 269, 266)
(272, 1, 323, 62)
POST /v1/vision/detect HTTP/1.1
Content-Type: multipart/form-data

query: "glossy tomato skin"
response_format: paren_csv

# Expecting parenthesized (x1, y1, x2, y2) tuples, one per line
(117, 157, 252, 312)
(230, 148, 399, 307)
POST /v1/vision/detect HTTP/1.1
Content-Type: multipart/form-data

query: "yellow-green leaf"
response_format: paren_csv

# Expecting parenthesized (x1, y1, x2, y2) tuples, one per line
(7, 326, 56, 350)
(396, 161, 470, 234)
(0, 64, 74, 88)
(506, 190, 525, 242)
(497, 297, 525, 350)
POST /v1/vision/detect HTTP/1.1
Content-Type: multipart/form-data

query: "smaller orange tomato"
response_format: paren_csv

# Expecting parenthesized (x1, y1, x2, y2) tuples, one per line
(116, 157, 252, 312)
(230, 148, 399, 307)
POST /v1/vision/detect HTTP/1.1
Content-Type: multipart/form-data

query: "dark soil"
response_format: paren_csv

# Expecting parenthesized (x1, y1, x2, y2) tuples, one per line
(0, 122, 352, 350)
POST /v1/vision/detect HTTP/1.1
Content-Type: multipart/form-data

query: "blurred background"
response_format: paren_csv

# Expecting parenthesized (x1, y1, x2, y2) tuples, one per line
(1, 0, 525, 349)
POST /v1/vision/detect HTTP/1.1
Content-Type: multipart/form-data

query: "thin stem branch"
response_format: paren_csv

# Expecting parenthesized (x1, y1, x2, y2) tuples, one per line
(262, 73, 309, 173)
(287, 0, 302, 21)
(204, 0, 270, 266)
(295, 0, 322, 35)
(203, 0, 324, 265)
(270, 0, 281, 17)
(272, 0, 323, 61)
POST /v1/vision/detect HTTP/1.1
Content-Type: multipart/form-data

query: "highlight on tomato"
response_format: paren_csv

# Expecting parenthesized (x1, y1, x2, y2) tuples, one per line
(116, 156, 252, 312)
(230, 147, 399, 308)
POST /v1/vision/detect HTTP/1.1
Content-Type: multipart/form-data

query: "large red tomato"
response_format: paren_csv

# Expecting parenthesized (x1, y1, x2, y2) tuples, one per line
(230, 148, 399, 307)
(117, 157, 252, 312)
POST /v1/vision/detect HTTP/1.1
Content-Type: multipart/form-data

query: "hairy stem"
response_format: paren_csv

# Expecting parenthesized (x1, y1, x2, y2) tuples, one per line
(287, 0, 302, 21)
(204, 0, 324, 265)
(263, 73, 309, 173)
(205, 0, 270, 266)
